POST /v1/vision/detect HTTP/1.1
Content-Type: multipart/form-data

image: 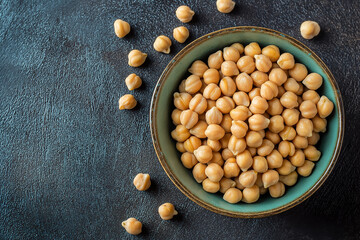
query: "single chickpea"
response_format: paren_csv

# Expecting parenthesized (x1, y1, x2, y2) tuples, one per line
(317, 96, 334, 118)
(249, 96, 269, 114)
(260, 81, 279, 100)
(180, 109, 199, 129)
(208, 152, 224, 166)
(280, 91, 299, 109)
(153, 35, 172, 54)
(190, 120, 208, 138)
(220, 178, 236, 193)
(228, 135, 246, 155)
(189, 94, 207, 114)
(304, 145, 321, 161)
(158, 203, 178, 220)
(178, 80, 186, 93)
(282, 109, 300, 126)
(223, 187, 242, 203)
(183, 136, 201, 153)
(251, 71, 268, 87)
(133, 173, 151, 191)
(295, 83, 304, 95)
(293, 135, 308, 149)
(220, 115, 233, 133)
(128, 49, 147, 67)
(235, 73, 253, 93)
(253, 156, 268, 173)
(188, 60, 208, 77)
(262, 45, 280, 62)
(246, 131, 263, 148)
(255, 173, 263, 187)
(289, 63, 308, 82)
(237, 56, 255, 74)
(176, 142, 186, 153)
(248, 114, 270, 131)
(296, 118, 313, 137)
(119, 94, 137, 110)
(181, 152, 198, 168)
(302, 90, 320, 104)
(219, 77, 237, 96)
(176, 5, 195, 23)
(248, 88, 261, 101)
(203, 69, 220, 85)
(173, 92, 192, 110)
(267, 150, 284, 168)
(248, 147, 257, 156)
(173, 26, 189, 43)
(222, 148, 235, 160)
(230, 106, 252, 121)
(278, 140, 296, 158)
(308, 132, 320, 145)
(269, 68, 287, 86)
(205, 124, 225, 141)
(205, 163, 224, 182)
(216, 0, 235, 13)
(242, 185, 260, 203)
(122, 218, 142, 235)
(192, 163, 207, 183)
(297, 160, 315, 177)
(254, 54, 272, 72)
(279, 171, 298, 186)
(206, 99, 216, 111)
(277, 159, 296, 175)
(194, 145, 213, 163)
(208, 50, 224, 69)
(258, 129, 266, 138)
(239, 170, 257, 188)
(244, 42, 261, 57)
(231, 43, 244, 54)
(269, 182, 285, 198)
(299, 100, 317, 119)
(221, 61, 239, 76)
(262, 170, 279, 188)
(223, 158, 240, 178)
(231, 120, 248, 138)
(283, 78, 300, 93)
(279, 126, 296, 141)
(185, 74, 202, 94)
(277, 53, 295, 70)
(290, 149, 305, 167)
(277, 86, 286, 98)
(223, 46, 240, 62)
(202, 178, 220, 193)
(203, 83, 221, 101)
(303, 73, 323, 90)
(171, 125, 190, 142)
(205, 107, 223, 125)
(267, 98, 283, 115)
(266, 131, 281, 144)
(114, 19, 131, 38)
(257, 139, 275, 157)
(300, 21, 321, 39)
(233, 91, 250, 106)
(268, 115, 285, 133)
(125, 73, 142, 91)
(236, 150, 253, 171)
(312, 115, 327, 133)
(216, 96, 235, 114)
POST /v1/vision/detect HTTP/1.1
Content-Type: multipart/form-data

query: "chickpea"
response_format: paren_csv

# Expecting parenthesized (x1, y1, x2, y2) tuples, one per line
(237, 56, 255, 74)
(242, 185, 260, 203)
(194, 145, 213, 163)
(205, 124, 225, 141)
(262, 45, 280, 62)
(279, 126, 296, 141)
(235, 73, 253, 93)
(300, 21, 321, 39)
(249, 96, 269, 114)
(230, 106, 252, 121)
(171, 125, 190, 142)
(279, 171, 298, 186)
(262, 170, 279, 188)
(220, 178, 236, 193)
(269, 68, 287, 86)
(174, 92, 192, 110)
(308, 132, 320, 145)
(257, 139, 274, 157)
(206, 100, 216, 112)
(255, 173, 263, 187)
(189, 94, 207, 114)
(203, 69, 220, 85)
(224, 158, 240, 178)
(190, 120, 208, 138)
(202, 178, 220, 193)
(297, 160, 315, 177)
(205, 163, 224, 182)
(216, 0, 235, 13)
(153, 35, 172, 54)
(289, 63, 308, 81)
(244, 42, 261, 57)
(184, 75, 202, 94)
(302, 73, 323, 90)
(283, 78, 300, 94)
(304, 145, 321, 161)
(239, 170, 257, 188)
(176, 142, 186, 153)
(230, 43, 244, 54)
(220, 133, 231, 149)
(295, 83, 304, 95)
(122, 218, 142, 235)
(277, 86, 286, 98)
(192, 163, 207, 183)
(181, 152, 198, 168)
(173, 26, 189, 43)
(128, 49, 147, 67)
(220, 115, 233, 133)
(312, 115, 327, 133)
(216, 96, 235, 114)
(205, 107, 223, 125)
(251, 71, 269, 87)
(236, 150, 253, 171)
(223, 46, 240, 62)
(246, 130, 263, 148)
(188, 60, 208, 77)
(248, 88, 261, 101)
(282, 109, 300, 126)
(231, 120, 248, 138)
(258, 129, 266, 138)
(180, 109, 199, 129)
(114, 19, 131, 38)
(228, 135, 246, 155)
(280, 91, 299, 109)
(183, 136, 201, 153)
(222, 148, 235, 160)
(221, 61, 239, 76)
(254, 54, 272, 72)
(176, 5, 195, 23)
(158, 203, 178, 220)
(208, 152, 224, 166)
(297, 96, 303, 106)
(222, 187, 243, 204)
(125, 73, 142, 91)
(119, 94, 137, 110)
(202, 84, 221, 101)
(277, 53, 295, 70)
(233, 91, 250, 106)
(296, 118, 313, 137)
(278, 141, 296, 158)
(302, 90, 320, 104)
(178, 80, 186, 93)
(299, 100, 317, 119)
(290, 149, 305, 167)
(266, 131, 281, 144)
(260, 81, 278, 100)
(277, 159, 296, 175)
(269, 182, 285, 198)
(219, 77, 237, 96)
(267, 98, 283, 115)
(267, 150, 284, 168)
(133, 173, 151, 191)
(253, 156, 268, 173)
(248, 114, 270, 131)
(268, 115, 285, 133)
(317, 96, 334, 118)
(208, 50, 224, 69)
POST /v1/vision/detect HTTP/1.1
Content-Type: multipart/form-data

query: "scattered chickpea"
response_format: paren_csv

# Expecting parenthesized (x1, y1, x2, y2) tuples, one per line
(176, 5, 195, 23)
(153, 35, 172, 54)
(254, 54, 272, 72)
(114, 19, 130, 38)
(183, 136, 201, 153)
(128, 49, 147, 67)
(122, 218, 142, 235)
(202, 178, 220, 193)
(220, 178, 236, 193)
(242, 185, 260, 203)
(158, 203, 178, 220)
(189, 94, 207, 114)
(300, 21, 321, 39)
(317, 96, 334, 118)
(269, 182, 285, 198)
(133, 173, 151, 191)
(192, 163, 207, 183)
(119, 94, 137, 110)
(237, 56, 255, 74)
(173, 26, 189, 43)
(279, 171, 298, 186)
(216, 0, 235, 13)
(277, 53, 295, 70)
(236, 150, 253, 171)
(297, 160, 315, 177)
(289, 63, 308, 81)
(125, 73, 142, 91)
(262, 45, 280, 62)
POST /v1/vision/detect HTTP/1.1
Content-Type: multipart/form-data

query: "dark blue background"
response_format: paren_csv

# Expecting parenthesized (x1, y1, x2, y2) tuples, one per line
(0, 0, 359, 239)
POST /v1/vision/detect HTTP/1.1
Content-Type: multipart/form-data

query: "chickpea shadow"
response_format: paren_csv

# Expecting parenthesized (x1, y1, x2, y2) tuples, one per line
(146, 180, 159, 195)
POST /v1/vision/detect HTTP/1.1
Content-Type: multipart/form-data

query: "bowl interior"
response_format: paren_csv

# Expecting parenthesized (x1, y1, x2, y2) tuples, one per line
(151, 27, 341, 216)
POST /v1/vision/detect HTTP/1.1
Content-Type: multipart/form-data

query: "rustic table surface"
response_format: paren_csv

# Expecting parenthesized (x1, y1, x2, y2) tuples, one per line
(1, 0, 359, 239)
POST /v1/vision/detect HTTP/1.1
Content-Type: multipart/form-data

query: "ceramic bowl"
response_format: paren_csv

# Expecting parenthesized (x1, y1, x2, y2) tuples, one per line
(150, 26, 344, 218)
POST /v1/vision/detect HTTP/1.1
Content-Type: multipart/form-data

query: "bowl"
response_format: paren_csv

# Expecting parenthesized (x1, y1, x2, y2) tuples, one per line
(150, 26, 344, 218)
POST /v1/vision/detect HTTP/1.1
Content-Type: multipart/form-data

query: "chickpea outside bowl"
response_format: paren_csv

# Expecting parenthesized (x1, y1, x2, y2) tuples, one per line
(150, 27, 344, 218)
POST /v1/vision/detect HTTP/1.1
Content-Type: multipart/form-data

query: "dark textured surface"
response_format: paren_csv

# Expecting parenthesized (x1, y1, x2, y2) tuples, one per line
(0, 0, 359, 239)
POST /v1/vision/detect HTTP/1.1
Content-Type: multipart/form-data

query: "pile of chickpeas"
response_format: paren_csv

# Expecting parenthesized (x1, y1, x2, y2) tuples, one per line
(171, 42, 334, 204)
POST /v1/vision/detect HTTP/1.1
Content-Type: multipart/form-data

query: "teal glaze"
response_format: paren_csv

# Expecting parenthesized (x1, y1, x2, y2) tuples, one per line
(151, 27, 343, 216)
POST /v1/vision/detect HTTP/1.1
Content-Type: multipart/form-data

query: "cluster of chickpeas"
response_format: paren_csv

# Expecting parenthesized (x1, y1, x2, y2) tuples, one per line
(171, 42, 333, 204)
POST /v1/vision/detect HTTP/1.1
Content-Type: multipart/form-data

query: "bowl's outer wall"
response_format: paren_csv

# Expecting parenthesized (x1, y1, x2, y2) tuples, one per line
(154, 29, 340, 214)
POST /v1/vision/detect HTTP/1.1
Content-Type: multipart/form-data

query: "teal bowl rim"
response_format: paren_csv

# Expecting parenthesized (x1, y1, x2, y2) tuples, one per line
(149, 26, 344, 218)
